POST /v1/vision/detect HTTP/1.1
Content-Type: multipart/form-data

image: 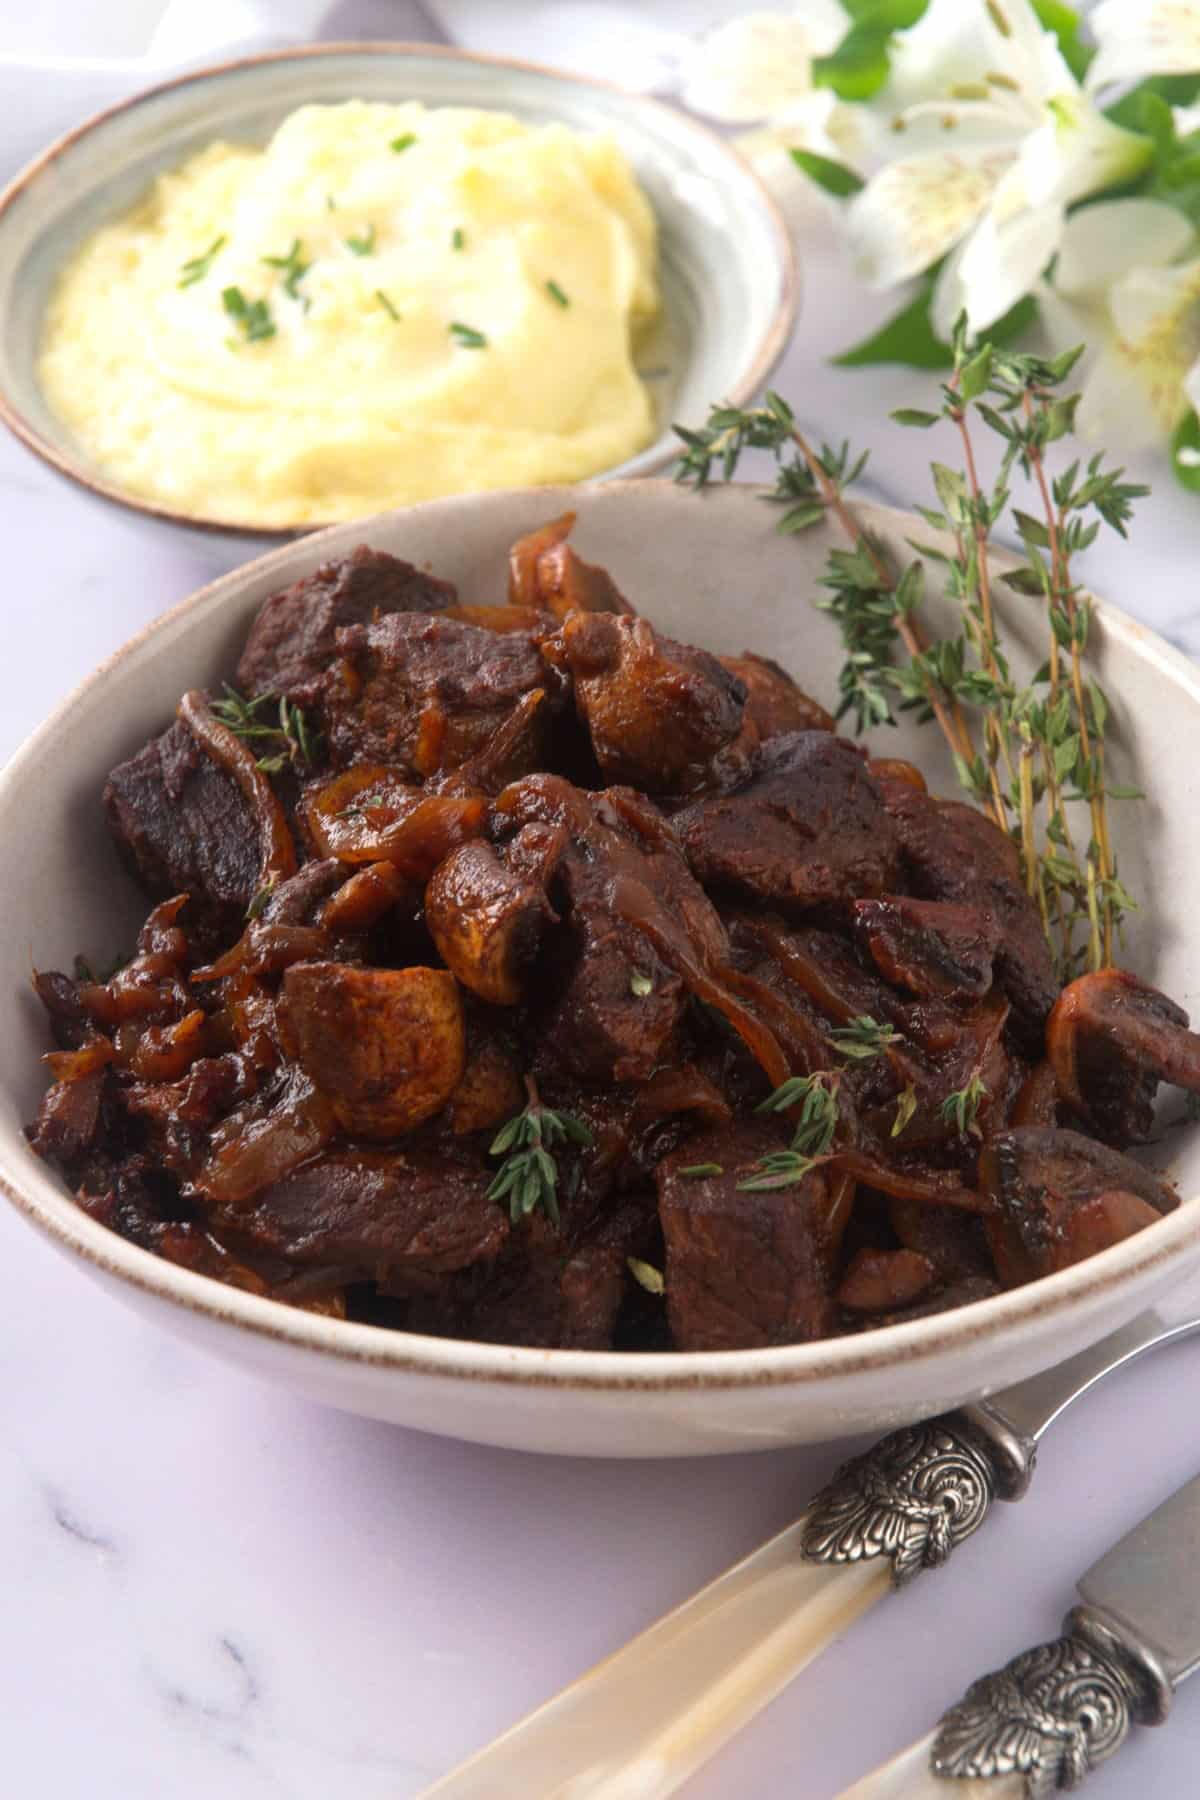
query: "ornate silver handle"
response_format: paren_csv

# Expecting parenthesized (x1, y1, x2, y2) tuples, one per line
(802, 1413, 1026, 1588)
(841, 1604, 1171, 1798)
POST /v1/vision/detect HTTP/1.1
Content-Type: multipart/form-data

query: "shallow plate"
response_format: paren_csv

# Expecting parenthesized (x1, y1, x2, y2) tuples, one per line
(0, 43, 796, 550)
(2, 479, 1197, 1457)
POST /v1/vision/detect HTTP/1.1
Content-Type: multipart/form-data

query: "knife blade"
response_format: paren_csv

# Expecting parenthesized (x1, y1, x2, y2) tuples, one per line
(420, 1305, 1200, 1800)
(841, 1470, 1200, 1798)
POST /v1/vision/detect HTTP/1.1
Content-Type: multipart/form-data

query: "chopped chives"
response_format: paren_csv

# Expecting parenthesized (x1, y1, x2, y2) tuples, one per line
(449, 320, 487, 349)
(390, 132, 417, 153)
(451, 227, 465, 251)
(545, 279, 569, 308)
(345, 223, 377, 256)
(376, 288, 401, 321)
(178, 235, 226, 288)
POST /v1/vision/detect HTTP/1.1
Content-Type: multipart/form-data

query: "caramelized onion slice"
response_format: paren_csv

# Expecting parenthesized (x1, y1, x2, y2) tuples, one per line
(302, 767, 486, 876)
(178, 689, 296, 887)
(191, 1066, 335, 1205)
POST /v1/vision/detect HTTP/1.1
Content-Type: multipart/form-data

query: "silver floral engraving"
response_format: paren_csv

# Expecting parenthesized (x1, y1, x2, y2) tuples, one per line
(931, 1633, 1137, 1797)
(800, 1421, 994, 1586)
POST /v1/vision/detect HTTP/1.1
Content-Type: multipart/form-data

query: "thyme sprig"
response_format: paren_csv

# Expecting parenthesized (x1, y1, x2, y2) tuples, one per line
(210, 686, 321, 774)
(674, 318, 1147, 980)
(941, 1072, 989, 1138)
(487, 1079, 593, 1225)
(827, 1015, 902, 1061)
(755, 1070, 840, 1157)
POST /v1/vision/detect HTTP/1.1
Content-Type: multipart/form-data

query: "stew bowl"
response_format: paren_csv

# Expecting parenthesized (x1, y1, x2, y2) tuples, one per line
(2, 479, 1198, 1457)
(0, 43, 795, 552)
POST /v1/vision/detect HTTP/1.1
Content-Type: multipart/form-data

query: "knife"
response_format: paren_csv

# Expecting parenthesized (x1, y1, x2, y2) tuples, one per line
(421, 1305, 1200, 1800)
(841, 1467, 1200, 1797)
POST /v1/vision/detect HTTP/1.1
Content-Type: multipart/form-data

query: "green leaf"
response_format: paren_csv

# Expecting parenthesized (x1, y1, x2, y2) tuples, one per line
(841, 0, 927, 21)
(836, 279, 1037, 370)
(1171, 410, 1200, 493)
(812, 21, 894, 101)
(958, 344, 993, 404)
(1031, 0, 1092, 82)
(891, 408, 940, 428)
(788, 148, 865, 197)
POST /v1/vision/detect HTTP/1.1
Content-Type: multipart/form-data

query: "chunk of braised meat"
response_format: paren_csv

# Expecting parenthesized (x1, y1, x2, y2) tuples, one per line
(544, 611, 746, 795)
(279, 962, 465, 1139)
(719, 653, 835, 741)
(507, 511, 634, 618)
(853, 897, 1000, 1001)
(104, 719, 262, 941)
(888, 1196, 992, 1287)
(26, 1064, 108, 1167)
(425, 840, 557, 1006)
(1047, 969, 1200, 1146)
(493, 775, 726, 1084)
(675, 732, 899, 913)
(235, 546, 455, 705)
(211, 1145, 507, 1284)
(837, 1247, 935, 1314)
(446, 1015, 525, 1135)
(980, 1126, 1177, 1285)
(326, 612, 558, 776)
(657, 1121, 841, 1351)
(881, 780, 1056, 1043)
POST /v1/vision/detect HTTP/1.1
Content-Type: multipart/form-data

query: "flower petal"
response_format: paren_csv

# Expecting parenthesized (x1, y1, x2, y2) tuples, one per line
(1087, 0, 1200, 94)
(1055, 199, 1195, 296)
(995, 97, 1152, 217)
(738, 90, 881, 232)
(1076, 258, 1200, 446)
(931, 199, 1062, 337)
(846, 143, 1016, 288)
(883, 0, 1073, 116)
(680, 8, 845, 123)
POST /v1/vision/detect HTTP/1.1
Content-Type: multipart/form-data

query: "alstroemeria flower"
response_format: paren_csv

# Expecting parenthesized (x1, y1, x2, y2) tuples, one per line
(679, 6, 848, 124)
(844, 0, 1152, 335)
(1087, 0, 1200, 95)
(1038, 200, 1199, 446)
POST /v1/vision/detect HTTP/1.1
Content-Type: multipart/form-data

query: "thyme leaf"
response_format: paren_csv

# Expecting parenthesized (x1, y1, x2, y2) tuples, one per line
(178, 235, 226, 288)
(487, 1084, 593, 1225)
(210, 686, 322, 772)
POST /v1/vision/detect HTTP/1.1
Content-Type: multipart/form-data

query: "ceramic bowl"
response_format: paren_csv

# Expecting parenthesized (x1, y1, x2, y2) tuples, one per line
(0, 43, 796, 553)
(3, 479, 1198, 1458)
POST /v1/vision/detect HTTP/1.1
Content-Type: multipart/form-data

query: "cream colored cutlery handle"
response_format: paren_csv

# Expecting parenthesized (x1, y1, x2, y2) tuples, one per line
(421, 1510, 889, 1800)
(838, 1731, 1022, 1799)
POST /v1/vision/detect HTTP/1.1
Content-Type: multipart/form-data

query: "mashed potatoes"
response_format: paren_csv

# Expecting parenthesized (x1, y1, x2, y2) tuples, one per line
(38, 101, 661, 526)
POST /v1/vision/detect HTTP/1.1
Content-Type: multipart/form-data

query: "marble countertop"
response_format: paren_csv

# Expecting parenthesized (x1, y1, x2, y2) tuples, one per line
(5, 7, 1200, 1797)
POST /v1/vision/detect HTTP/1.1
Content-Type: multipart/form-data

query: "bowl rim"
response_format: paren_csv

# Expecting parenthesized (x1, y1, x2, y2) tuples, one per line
(2, 476, 1199, 1394)
(0, 39, 799, 542)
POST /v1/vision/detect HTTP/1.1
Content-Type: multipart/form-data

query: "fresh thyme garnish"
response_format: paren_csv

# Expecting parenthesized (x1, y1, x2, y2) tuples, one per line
(892, 1083, 918, 1137)
(737, 1150, 817, 1193)
(756, 1071, 840, 1156)
(390, 132, 417, 154)
(376, 289, 401, 322)
(487, 1080, 593, 1225)
(827, 1015, 901, 1061)
(545, 279, 570, 308)
(678, 1162, 724, 1178)
(449, 321, 488, 349)
(245, 877, 278, 922)
(627, 1258, 665, 1295)
(941, 1073, 989, 1137)
(630, 971, 654, 997)
(326, 193, 338, 211)
(345, 224, 377, 257)
(451, 227, 465, 251)
(210, 686, 321, 773)
(222, 286, 276, 344)
(674, 317, 1146, 980)
(262, 237, 311, 303)
(178, 235, 226, 288)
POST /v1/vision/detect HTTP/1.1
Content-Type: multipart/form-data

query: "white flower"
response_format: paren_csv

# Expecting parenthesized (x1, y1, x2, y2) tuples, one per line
(1087, 0, 1200, 95)
(679, 6, 848, 124)
(1037, 200, 1199, 447)
(843, 0, 1152, 335)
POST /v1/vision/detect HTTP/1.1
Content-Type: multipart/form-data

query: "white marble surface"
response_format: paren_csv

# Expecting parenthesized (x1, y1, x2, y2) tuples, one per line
(5, 7, 1200, 1798)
